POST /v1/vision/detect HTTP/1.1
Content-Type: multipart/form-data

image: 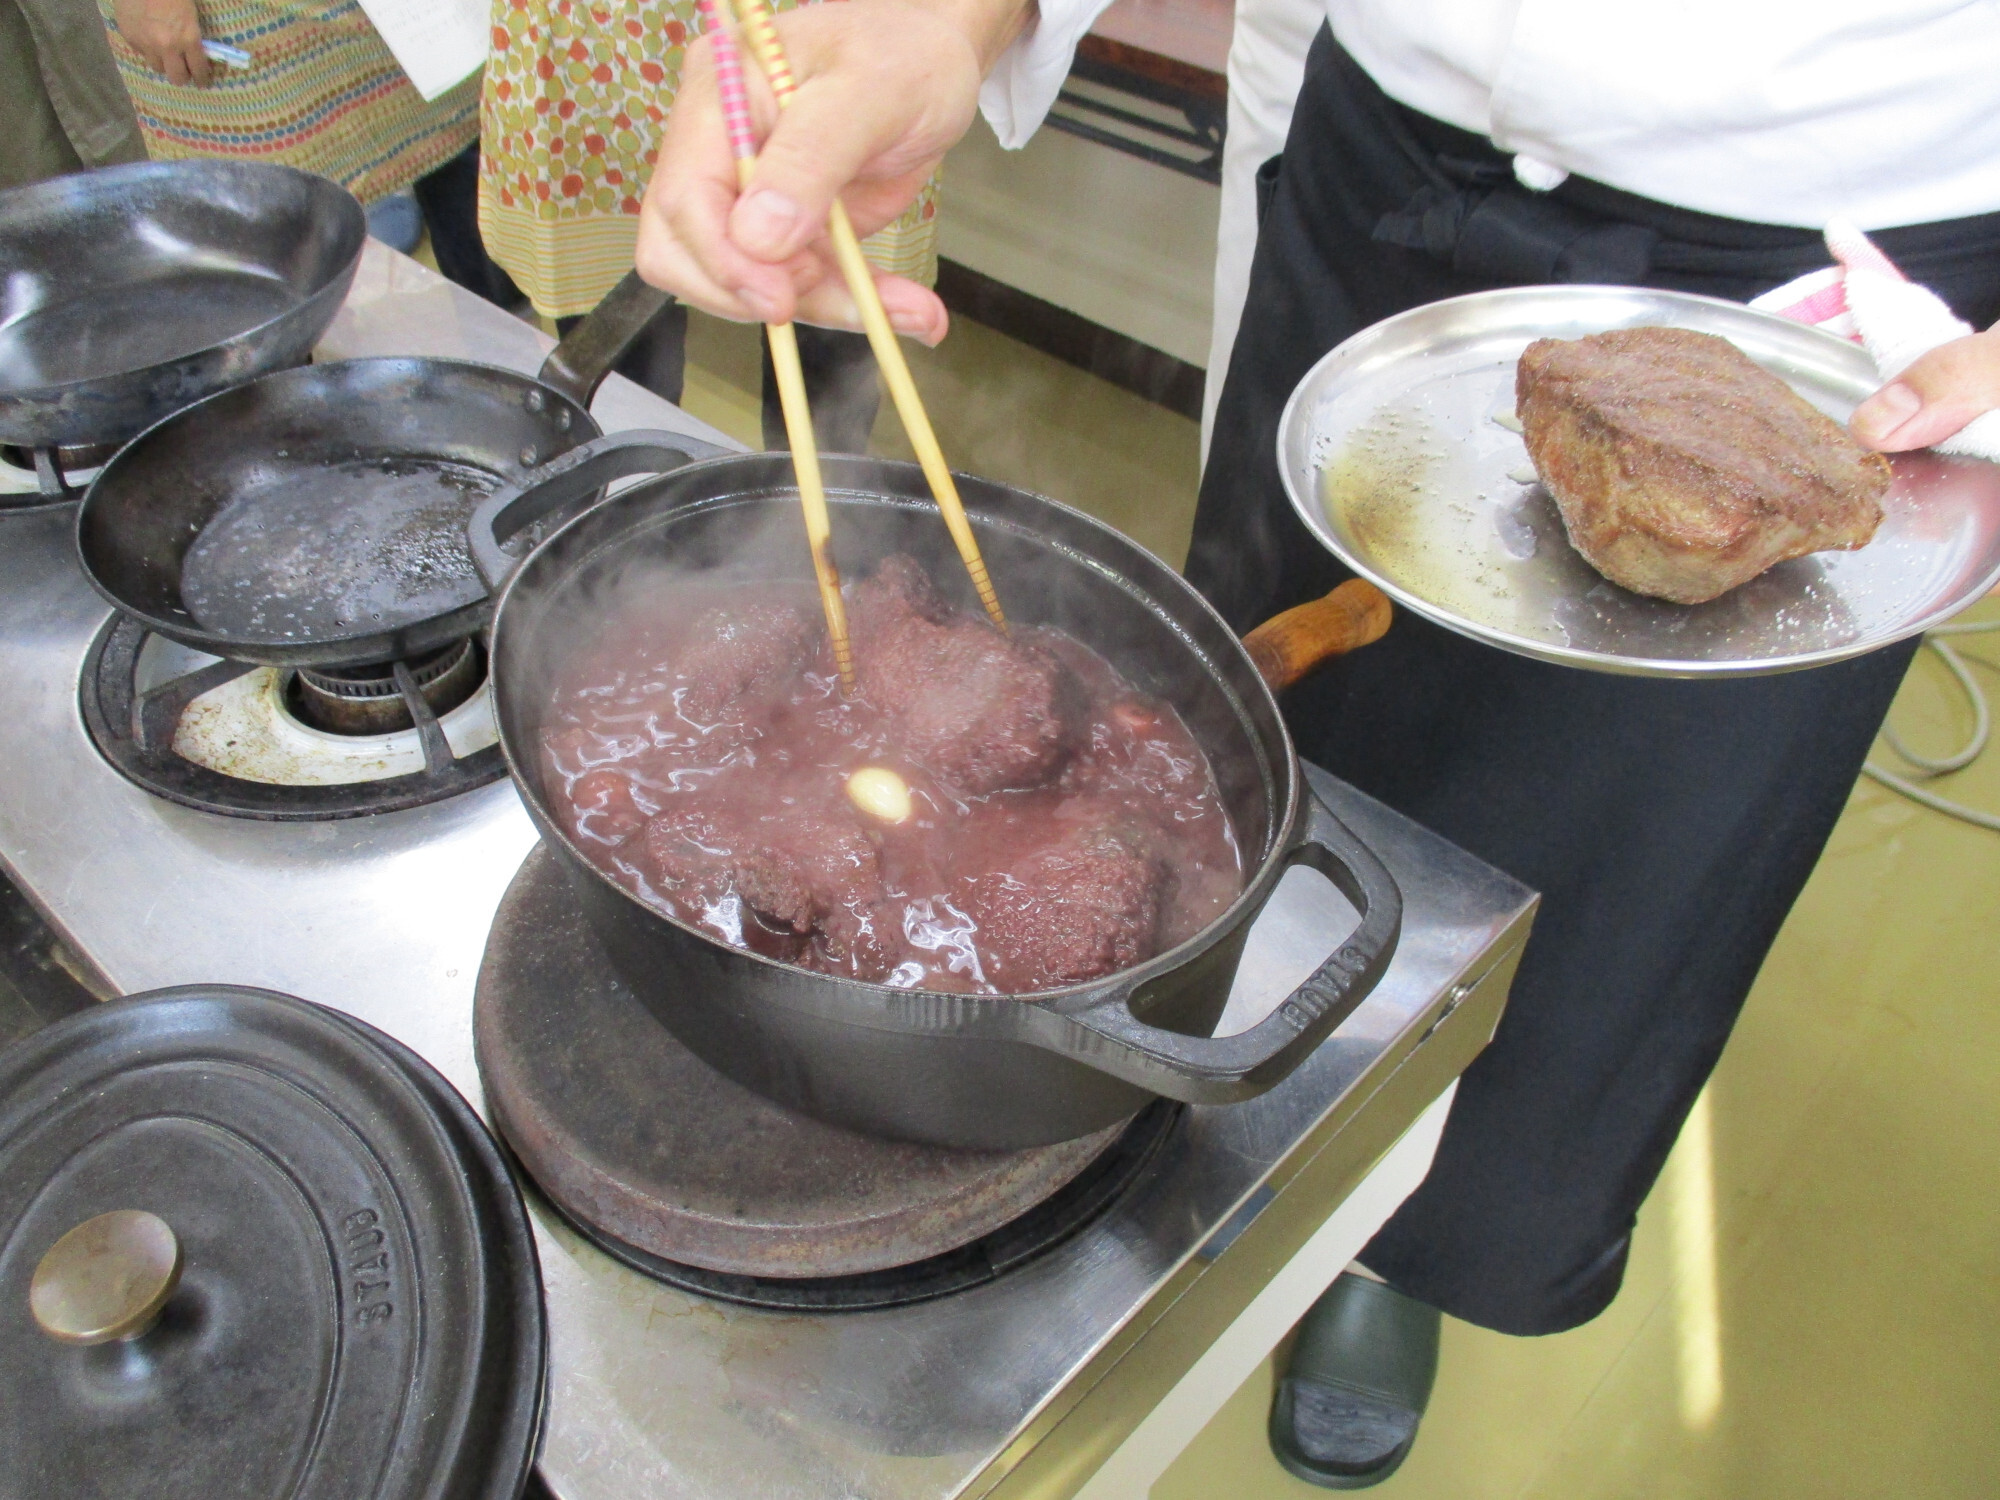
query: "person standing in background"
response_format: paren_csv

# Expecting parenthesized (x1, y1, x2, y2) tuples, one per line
(2, 0, 146, 190)
(479, 0, 942, 449)
(99, 0, 520, 307)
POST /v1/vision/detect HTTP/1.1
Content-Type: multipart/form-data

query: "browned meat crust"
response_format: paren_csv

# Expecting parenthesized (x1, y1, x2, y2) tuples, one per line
(644, 797, 893, 971)
(676, 598, 820, 720)
(953, 820, 1167, 991)
(1516, 327, 1891, 604)
(849, 555, 1082, 794)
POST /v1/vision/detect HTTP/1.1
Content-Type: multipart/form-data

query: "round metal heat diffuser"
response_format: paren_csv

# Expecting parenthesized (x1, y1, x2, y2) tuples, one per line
(475, 846, 1178, 1305)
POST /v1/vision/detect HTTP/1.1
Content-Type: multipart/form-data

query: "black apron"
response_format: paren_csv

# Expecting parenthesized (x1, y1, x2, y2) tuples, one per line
(1193, 29, 2000, 1336)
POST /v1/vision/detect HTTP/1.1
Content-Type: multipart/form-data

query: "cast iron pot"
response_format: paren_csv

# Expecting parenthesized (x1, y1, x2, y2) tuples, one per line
(470, 432, 1403, 1150)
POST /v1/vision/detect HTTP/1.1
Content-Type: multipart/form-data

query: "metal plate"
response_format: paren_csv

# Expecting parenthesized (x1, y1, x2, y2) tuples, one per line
(1278, 285, 2000, 677)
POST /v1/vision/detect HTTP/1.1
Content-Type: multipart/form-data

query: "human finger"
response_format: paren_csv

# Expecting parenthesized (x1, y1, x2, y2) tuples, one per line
(725, 8, 979, 265)
(635, 213, 790, 323)
(1852, 326, 2000, 451)
(792, 268, 948, 346)
(640, 161, 836, 321)
(639, 38, 828, 322)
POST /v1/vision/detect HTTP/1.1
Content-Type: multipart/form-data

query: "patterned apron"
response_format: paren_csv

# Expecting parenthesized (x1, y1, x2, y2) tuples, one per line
(479, 0, 940, 318)
(100, 0, 480, 204)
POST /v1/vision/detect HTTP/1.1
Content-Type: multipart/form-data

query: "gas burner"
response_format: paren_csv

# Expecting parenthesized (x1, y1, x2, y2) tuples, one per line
(292, 639, 484, 735)
(477, 846, 1182, 1312)
(0, 442, 111, 510)
(80, 615, 509, 820)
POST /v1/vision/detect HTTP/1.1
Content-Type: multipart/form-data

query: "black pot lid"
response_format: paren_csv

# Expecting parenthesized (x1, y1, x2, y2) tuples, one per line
(0, 986, 545, 1500)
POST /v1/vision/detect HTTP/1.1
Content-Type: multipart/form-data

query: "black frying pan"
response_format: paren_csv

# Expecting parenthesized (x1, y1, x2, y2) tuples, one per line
(74, 271, 675, 669)
(0, 160, 365, 494)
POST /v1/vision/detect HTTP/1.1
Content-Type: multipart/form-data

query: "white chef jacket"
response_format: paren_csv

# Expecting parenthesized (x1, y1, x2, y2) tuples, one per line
(984, 0, 2000, 230)
(1198, 0, 1324, 455)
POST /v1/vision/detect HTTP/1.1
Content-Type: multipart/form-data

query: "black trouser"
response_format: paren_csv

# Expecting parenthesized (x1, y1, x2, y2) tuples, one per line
(412, 143, 524, 312)
(757, 323, 883, 456)
(1194, 30, 2000, 1336)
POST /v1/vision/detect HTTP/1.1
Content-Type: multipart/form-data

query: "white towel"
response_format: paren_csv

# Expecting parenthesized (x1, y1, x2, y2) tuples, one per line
(1751, 221, 2000, 464)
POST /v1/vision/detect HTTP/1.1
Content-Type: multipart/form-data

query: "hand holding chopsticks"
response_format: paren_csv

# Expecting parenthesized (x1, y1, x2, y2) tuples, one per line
(724, 0, 1009, 635)
(695, 0, 857, 692)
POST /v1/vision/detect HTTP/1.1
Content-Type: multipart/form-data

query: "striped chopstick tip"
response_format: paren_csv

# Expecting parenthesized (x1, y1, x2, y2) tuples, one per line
(695, 0, 758, 160)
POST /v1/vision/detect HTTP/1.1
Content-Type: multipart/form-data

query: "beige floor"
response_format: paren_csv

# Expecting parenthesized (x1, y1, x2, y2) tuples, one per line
(680, 308, 1203, 568)
(681, 309, 2000, 1500)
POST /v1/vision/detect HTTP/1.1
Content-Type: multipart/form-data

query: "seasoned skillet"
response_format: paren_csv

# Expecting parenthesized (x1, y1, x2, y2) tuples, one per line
(0, 160, 364, 496)
(73, 271, 677, 669)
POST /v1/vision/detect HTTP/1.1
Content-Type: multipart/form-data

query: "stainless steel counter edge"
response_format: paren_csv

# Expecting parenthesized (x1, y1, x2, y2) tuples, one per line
(969, 892, 1532, 1497)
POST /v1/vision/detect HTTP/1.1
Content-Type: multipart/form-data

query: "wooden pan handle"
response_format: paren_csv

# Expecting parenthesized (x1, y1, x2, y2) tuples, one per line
(1241, 580, 1393, 693)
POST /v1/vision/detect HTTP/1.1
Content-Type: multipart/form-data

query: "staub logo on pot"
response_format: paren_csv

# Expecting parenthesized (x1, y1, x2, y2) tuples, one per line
(342, 1208, 394, 1326)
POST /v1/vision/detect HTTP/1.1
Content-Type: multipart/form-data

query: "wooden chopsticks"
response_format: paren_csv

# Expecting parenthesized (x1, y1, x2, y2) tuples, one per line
(726, 0, 1009, 634)
(697, 0, 856, 691)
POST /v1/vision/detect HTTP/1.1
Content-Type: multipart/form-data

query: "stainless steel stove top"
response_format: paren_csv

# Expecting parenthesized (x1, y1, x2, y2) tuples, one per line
(0, 245, 1535, 1499)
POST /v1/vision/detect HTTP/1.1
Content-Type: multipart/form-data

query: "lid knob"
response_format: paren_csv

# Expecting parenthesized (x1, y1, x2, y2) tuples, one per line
(29, 1210, 183, 1345)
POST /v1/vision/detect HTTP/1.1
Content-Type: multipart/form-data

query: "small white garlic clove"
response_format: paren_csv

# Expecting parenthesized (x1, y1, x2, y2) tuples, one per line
(846, 766, 913, 824)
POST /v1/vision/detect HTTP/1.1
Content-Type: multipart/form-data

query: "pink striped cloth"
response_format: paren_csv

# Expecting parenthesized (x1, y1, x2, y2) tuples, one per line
(1752, 222, 2000, 462)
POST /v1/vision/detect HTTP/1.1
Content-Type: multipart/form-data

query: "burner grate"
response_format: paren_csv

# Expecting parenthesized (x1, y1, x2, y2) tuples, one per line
(79, 615, 508, 820)
(0, 443, 113, 509)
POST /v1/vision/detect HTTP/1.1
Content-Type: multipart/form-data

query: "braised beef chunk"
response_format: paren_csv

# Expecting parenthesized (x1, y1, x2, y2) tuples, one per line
(849, 554, 1081, 794)
(1516, 327, 1891, 604)
(643, 796, 893, 972)
(676, 599, 819, 720)
(955, 821, 1167, 990)
(543, 557, 1242, 994)
(563, 766, 646, 848)
(847, 553, 952, 632)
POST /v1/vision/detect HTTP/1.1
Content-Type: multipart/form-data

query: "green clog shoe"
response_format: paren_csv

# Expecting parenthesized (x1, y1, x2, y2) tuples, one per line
(1268, 1272, 1441, 1489)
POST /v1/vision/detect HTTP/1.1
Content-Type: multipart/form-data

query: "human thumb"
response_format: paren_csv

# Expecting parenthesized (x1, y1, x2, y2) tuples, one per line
(726, 74, 914, 261)
(1852, 327, 2000, 452)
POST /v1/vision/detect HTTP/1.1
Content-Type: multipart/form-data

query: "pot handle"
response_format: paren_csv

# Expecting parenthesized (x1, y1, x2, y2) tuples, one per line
(1241, 579, 1393, 693)
(1062, 791, 1403, 1102)
(534, 268, 678, 410)
(468, 428, 730, 590)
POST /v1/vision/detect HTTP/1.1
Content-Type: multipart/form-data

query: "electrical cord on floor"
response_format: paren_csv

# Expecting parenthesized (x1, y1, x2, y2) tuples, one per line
(1861, 620, 2000, 831)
